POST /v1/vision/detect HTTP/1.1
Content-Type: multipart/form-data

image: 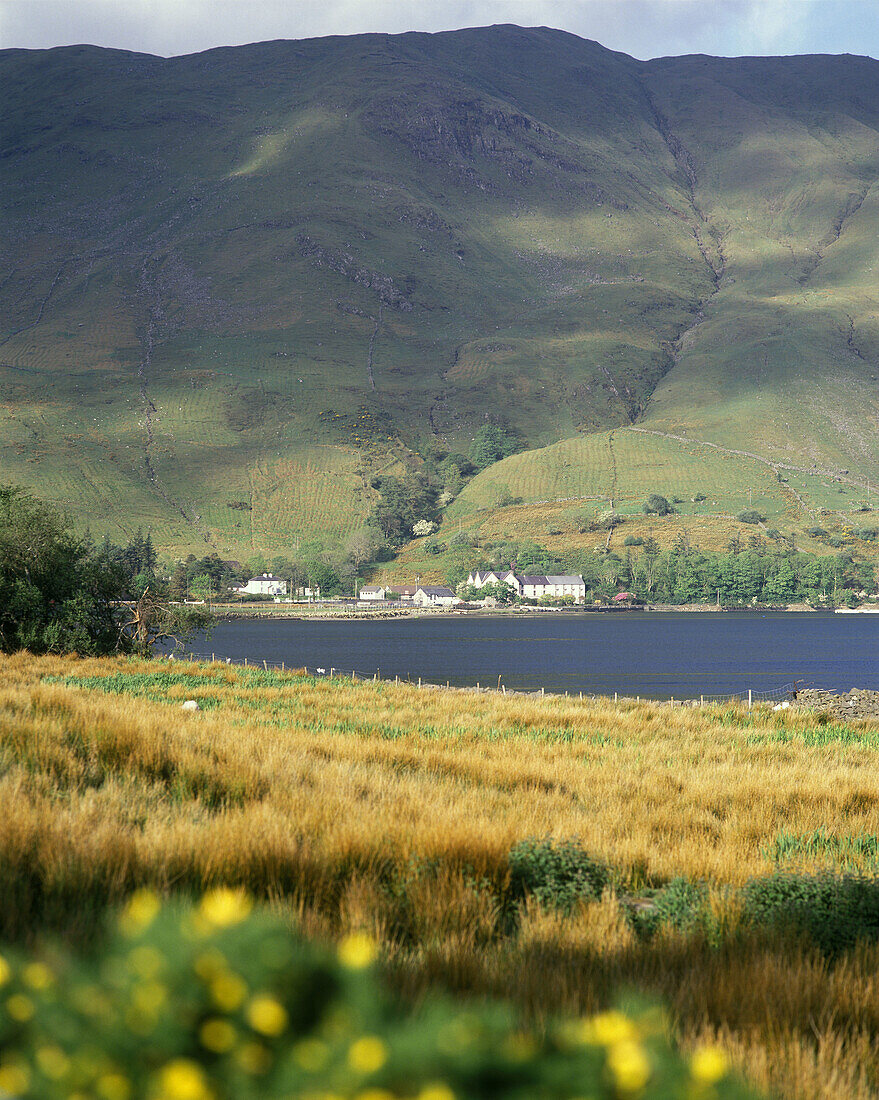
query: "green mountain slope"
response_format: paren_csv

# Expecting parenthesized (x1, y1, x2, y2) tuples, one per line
(1, 28, 877, 555)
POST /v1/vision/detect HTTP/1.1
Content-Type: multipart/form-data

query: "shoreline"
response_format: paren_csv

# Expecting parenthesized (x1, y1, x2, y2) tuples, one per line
(205, 601, 857, 621)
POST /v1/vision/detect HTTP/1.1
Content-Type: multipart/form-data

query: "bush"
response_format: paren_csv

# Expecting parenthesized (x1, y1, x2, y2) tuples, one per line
(643, 494, 672, 516)
(627, 879, 709, 940)
(806, 526, 827, 538)
(0, 891, 757, 1099)
(594, 510, 624, 531)
(743, 873, 879, 956)
(737, 510, 766, 525)
(508, 838, 610, 913)
(623, 535, 644, 547)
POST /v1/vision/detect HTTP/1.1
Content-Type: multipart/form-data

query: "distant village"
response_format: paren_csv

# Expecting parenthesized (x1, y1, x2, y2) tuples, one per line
(229, 568, 597, 608)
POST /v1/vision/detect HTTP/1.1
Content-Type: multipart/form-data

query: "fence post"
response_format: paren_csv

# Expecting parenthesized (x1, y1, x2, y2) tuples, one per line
(330, 668, 334, 677)
(614, 692, 618, 703)
(244, 657, 247, 667)
(263, 660, 267, 671)
(541, 687, 545, 697)
(748, 689, 752, 710)
(502, 685, 506, 695)
(700, 694, 704, 707)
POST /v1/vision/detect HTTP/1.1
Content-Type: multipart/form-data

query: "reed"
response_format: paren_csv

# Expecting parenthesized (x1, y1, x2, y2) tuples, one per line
(1, 652, 878, 1099)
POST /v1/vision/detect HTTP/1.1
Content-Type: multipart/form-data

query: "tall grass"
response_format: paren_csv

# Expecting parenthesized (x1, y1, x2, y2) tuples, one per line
(2, 653, 879, 1098)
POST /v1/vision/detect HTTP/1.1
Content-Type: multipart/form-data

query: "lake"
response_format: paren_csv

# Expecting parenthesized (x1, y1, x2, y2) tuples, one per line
(181, 611, 879, 699)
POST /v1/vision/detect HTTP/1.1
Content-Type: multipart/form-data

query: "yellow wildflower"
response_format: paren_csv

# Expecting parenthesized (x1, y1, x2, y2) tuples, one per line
(606, 1039, 651, 1093)
(417, 1086, 456, 1100)
(580, 1010, 637, 1046)
(293, 1038, 329, 1072)
(36, 1045, 70, 1080)
(193, 950, 227, 980)
(119, 889, 161, 937)
(128, 946, 164, 979)
(348, 1036, 388, 1074)
(131, 981, 167, 1015)
(0, 1063, 29, 1096)
(155, 1059, 213, 1100)
(338, 932, 377, 969)
(235, 1041, 271, 1075)
(0, 956, 10, 986)
(356, 1090, 396, 1100)
(6, 994, 34, 1022)
(97, 1072, 132, 1100)
(198, 888, 252, 929)
(23, 962, 52, 990)
(690, 1044, 729, 1084)
(199, 1018, 237, 1053)
(247, 994, 288, 1036)
(209, 971, 247, 1011)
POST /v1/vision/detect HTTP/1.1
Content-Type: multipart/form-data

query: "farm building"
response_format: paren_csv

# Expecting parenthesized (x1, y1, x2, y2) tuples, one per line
(413, 585, 459, 607)
(358, 585, 386, 600)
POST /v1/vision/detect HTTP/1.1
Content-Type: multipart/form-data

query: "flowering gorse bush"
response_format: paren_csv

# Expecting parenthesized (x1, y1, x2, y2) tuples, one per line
(0, 891, 761, 1099)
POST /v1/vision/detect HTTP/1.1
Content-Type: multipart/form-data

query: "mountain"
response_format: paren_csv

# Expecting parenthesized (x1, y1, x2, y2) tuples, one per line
(1, 26, 878, 557)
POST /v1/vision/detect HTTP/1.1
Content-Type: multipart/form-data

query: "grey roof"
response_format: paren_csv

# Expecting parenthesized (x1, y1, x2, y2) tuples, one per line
(545, 575, 586, 585)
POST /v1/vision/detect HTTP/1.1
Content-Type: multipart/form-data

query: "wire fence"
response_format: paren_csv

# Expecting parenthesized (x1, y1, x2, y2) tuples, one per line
(171, 650, 805, 707)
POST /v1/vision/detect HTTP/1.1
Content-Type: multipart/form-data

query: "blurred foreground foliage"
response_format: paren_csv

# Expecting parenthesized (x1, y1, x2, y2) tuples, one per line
(0, 891, 761, 1100)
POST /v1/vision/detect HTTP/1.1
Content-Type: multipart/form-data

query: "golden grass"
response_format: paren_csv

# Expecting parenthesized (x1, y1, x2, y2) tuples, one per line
(1, 653, 879, 1098)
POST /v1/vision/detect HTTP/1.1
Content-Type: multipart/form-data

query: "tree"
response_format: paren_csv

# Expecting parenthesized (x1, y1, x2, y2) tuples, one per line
(643, 494, 672, 516)
(468, 425, 520, 472)
(0, 485, 124, 655)
(120, 586, 212, 654)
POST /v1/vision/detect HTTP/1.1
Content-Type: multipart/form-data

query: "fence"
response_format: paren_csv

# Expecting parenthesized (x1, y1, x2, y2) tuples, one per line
(173, 651, 805, 708)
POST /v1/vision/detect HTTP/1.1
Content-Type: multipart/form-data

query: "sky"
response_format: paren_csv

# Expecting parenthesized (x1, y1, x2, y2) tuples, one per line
(1, 0, 878, 61)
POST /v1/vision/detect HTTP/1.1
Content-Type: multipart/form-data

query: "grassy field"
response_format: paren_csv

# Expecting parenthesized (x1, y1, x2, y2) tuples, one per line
(2, 653, 879, 1098)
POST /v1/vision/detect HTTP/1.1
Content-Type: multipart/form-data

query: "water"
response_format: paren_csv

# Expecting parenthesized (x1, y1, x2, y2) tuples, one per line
(181, 612, 879, 698)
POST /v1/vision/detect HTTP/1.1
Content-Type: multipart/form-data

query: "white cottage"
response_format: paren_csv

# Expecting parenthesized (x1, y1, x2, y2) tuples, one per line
(358, 585, 386, 601)
(413, 585, 459, 607)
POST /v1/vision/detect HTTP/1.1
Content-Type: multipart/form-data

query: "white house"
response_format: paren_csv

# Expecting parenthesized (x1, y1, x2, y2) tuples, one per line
(413, 585, 459, 607)
(237, 573, 288, 597)
(467, 569, 586, 603)
(358, 585, 386, 601)
(521, 575, 586, 601)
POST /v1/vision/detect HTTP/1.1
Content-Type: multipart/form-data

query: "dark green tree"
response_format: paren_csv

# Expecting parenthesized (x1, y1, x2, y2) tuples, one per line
(467, 425, 520, 472)
(0, 485, 124, 655)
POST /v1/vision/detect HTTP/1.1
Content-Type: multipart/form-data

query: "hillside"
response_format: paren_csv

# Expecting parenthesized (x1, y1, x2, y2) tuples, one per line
(1, 28, 878, 556)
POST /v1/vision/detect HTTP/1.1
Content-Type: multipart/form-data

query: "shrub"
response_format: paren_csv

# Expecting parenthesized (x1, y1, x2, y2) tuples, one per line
(853, 527, 878, 541)
(806, 526, 827, 538)
(742, 873, 879, 956)
(508, 838, 610, 913)
(643, 494, 672, 516)
(594, 510, 624, 531)
(737, 510, 766, 525)
(0, 891, 757, 1099)
(627, 879, 709, 940)
(623, 535, 644, 547)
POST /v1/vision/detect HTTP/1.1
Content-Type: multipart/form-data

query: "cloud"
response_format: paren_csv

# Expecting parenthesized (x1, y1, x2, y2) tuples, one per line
(0, 0, 875, 60)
